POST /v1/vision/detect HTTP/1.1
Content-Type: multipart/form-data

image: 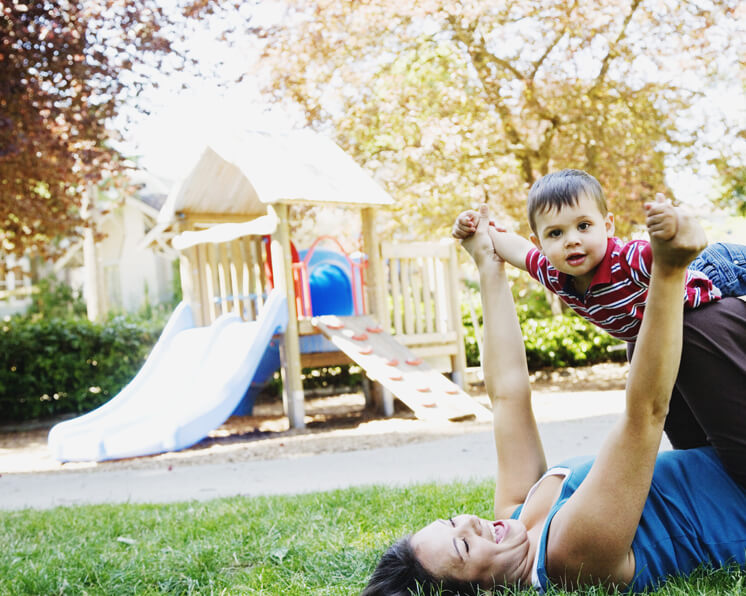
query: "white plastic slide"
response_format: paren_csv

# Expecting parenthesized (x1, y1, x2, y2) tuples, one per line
(48, 291, 288, 462)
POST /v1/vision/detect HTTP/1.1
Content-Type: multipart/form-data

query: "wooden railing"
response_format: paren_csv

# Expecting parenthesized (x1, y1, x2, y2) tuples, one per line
(179, 234, 467, 380)
(180, 236, 269, 325)
(380, 240, 466, 378)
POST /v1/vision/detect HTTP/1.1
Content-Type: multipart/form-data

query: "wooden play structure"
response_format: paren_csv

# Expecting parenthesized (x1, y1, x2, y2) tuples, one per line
(154, 131, 490, 427)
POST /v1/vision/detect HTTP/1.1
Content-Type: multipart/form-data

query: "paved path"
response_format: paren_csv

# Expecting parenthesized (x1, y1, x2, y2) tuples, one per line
(0, 391, 671, 511)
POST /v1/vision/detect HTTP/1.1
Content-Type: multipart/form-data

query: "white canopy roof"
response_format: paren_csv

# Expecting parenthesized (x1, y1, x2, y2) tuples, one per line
(157, 129, 394, 226)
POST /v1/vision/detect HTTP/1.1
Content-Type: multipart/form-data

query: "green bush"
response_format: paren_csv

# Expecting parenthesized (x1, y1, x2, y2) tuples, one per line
(25, 276, 87, 319)
(0, 315, 160, 423)
(521, 313, 625, 369)
(461, 281, 625, 369)
(0, 275, 176, 424)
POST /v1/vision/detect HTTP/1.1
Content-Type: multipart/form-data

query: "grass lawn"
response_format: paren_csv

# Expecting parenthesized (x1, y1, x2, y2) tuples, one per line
(0, 479, 743, 595)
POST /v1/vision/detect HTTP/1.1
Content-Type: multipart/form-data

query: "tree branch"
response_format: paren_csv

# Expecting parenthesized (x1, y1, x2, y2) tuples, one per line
(447, 19, 535, 183)
(589, 0, 642, 96)
(527, 0, 578, 80)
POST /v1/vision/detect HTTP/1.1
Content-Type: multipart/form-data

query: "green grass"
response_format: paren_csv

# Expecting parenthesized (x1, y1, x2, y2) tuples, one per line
(0, 480, 742, 595)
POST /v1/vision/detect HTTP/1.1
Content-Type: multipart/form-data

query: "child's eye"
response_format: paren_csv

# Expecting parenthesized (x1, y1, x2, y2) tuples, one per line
(548, 229, 562, 238)
(578, 222, 591, 231)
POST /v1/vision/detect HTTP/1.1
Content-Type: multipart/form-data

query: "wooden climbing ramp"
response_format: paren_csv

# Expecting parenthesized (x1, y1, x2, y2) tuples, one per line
(313, 314, 492, 422)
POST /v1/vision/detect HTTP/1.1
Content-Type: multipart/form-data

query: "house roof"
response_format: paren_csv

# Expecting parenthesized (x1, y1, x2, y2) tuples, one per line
(157, 130, 394, 226)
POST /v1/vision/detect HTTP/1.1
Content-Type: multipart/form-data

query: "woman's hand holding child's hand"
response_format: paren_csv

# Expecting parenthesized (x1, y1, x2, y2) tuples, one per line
(645, 193, 707, 269)
(645, 193, 678, 241)
(452, 209, 507, 240)
(457, 205, 505, 267)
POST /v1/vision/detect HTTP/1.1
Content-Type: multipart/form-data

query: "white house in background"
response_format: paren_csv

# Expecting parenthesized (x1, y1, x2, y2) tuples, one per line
(91, 195, 176, 314)
(0, 171, 177, 318)
(71, 171, 177, 316)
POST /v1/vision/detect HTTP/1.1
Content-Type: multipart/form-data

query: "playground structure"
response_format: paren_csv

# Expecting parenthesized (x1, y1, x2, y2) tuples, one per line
(159, 131, 485, 428)
(48, 131, 489, 462)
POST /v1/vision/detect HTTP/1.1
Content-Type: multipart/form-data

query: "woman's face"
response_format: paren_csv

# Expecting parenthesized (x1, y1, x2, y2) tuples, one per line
(410, 514, 531, 588)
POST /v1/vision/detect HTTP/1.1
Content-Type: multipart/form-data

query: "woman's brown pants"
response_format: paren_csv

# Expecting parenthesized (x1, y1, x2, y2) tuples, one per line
(628, 297, 746, 489)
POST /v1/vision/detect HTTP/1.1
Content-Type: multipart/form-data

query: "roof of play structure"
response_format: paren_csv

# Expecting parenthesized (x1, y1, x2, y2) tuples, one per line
(157, 129, 394, 226)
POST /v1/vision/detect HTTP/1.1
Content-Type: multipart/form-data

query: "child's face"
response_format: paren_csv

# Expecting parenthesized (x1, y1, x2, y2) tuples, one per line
(529, 192, 614, 291)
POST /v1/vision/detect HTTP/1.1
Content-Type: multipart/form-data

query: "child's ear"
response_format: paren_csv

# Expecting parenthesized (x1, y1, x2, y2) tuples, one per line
(605, 213, 615, 237)
(529, 233, 543, 251)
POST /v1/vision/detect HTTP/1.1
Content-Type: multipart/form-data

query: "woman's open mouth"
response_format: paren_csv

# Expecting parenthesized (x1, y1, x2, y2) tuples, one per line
(493, 521, 508, 544)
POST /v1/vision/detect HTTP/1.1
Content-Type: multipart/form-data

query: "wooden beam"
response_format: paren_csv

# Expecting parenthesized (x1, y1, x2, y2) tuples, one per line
(178, 212, 268, 225)
(362, 208, 387, 323)
(179, 247, 198, 322)
(361, 207, 392, 415)
(271, 203, 305, 429)
(300, 351, 353, 368)
(381, 241, 452, 259)
(275, 198, 392, 209)
(82, 186, 105, 322)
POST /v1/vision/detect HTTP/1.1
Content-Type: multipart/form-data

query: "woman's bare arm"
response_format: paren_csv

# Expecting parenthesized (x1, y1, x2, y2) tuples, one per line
(545, 203, 707, 588)
(460, 206, 547, 519)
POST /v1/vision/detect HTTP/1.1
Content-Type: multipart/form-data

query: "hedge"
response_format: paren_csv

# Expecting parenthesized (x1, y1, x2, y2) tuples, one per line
(461, 281, 625, 368)
(0, 316, 160, 424)
(520, 313, 626, 369)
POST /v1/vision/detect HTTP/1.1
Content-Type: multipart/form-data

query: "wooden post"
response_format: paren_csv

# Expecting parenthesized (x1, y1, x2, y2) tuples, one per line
(81, 185, 105, 321)
(179, 246, 199, 322)
(446, 239, 467, 388)
(270, 203, 305, 429)
(362, 207, 387, 322)
(361, 207, 393, 416)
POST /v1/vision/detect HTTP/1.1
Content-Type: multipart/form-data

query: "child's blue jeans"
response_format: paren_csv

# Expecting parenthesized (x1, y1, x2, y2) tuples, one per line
(689, 242, 746, 297)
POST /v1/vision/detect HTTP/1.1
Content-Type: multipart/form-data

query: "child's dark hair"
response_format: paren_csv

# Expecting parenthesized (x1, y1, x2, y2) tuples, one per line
(527, 169, 607, 234)
(361, 536, 481, 596)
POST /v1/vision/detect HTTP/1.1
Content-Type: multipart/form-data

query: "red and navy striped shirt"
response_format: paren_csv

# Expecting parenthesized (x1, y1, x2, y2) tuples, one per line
(525, 237, 721, 341)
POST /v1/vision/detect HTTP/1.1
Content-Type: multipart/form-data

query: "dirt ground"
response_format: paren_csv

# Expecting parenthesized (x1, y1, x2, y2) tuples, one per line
(0, 363, 628, 476)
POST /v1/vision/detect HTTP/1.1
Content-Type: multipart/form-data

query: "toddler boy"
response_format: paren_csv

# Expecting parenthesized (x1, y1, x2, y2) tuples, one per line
(452, 169, 746, 341)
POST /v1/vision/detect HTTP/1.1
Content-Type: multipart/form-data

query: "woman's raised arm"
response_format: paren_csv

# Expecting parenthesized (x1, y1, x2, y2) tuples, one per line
(460, 206, 547, 519)
(545, 201, 708, 588)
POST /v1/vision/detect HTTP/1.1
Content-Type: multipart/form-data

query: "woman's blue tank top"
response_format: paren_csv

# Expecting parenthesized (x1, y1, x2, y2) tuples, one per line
(512, 447, 746, 593)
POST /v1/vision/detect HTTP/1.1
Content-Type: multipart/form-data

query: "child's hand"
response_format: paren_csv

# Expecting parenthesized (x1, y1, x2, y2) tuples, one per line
(645, 193, 678, 241)
(460, 205, 504, 267)
(452, 210, 479, 240)
(645, 193, 706, 269)
(452, 209, 506, 240)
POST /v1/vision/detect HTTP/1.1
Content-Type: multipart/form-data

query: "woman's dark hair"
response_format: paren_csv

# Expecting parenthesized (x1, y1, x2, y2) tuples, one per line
(361, 535, 481, 596)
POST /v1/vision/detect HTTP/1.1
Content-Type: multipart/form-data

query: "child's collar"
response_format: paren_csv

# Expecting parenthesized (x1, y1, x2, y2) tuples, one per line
(585, 237, 617, 287)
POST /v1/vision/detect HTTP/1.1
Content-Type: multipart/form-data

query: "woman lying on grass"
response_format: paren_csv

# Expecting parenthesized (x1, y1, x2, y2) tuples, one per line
(363, 205, 746, 595)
